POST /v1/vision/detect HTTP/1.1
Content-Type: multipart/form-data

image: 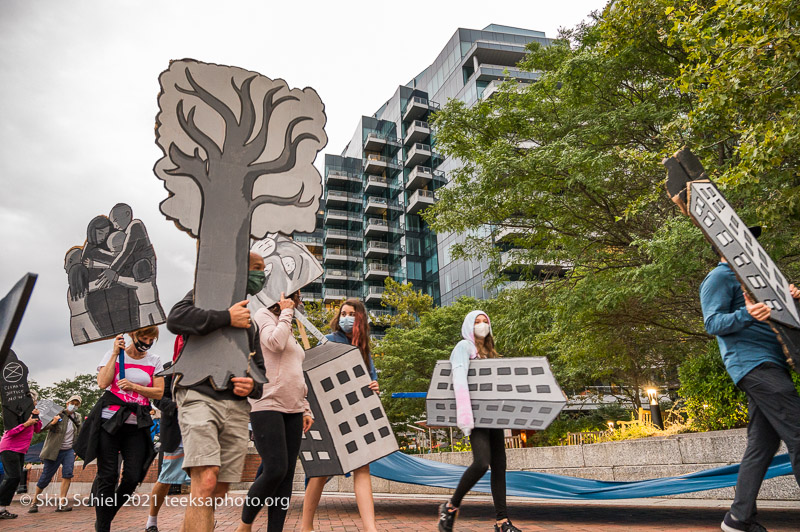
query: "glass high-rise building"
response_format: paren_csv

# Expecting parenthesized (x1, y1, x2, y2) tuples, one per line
(304, 24, 552, 321)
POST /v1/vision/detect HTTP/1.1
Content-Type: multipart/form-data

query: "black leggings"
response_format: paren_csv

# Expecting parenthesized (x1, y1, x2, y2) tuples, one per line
(242, 410, 303, 529)
(0, 450, 24, 506)
(450, 428, 508, 521)
(93, 424, 150, 532)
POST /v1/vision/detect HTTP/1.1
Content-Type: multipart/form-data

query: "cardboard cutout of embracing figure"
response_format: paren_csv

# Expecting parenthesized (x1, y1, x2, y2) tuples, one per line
(663, 147, 800, 369)
(153, 59, 327, 389)
(65, 204, 166, 345)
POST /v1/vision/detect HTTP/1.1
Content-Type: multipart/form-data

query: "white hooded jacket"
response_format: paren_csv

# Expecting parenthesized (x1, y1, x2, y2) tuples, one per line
(449, 310, 493, 436)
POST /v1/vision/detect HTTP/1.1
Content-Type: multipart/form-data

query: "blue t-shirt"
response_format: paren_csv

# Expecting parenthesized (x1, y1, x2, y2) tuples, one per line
(699, 262, 787, 383)
(325, 331, 378, 381)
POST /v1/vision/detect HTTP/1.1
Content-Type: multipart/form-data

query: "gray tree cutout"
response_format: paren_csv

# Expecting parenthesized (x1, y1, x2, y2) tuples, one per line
(154, 59, 327, 389)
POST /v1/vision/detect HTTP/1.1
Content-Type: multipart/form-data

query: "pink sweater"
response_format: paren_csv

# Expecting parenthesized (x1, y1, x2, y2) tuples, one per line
(0, 419, 43, 454)
(250, 308, 311, 417)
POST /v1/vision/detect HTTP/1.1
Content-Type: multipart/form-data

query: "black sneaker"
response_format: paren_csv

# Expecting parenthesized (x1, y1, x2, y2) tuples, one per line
(438, 502, 457, 532)
(495, 520, 522, 532)
(145, 526, 159, 532)
(28, 504, 39, 513)
(721, 511, 767, 532)
(0, 509, 18, 519)
(55, 504, 72, 512)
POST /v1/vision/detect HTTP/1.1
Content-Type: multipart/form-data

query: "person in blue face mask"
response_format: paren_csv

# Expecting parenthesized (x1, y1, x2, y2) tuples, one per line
(300, 299, 379, 532)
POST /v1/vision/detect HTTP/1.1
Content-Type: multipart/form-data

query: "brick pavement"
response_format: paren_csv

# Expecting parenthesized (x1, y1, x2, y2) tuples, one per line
(5, 492, 799, 531)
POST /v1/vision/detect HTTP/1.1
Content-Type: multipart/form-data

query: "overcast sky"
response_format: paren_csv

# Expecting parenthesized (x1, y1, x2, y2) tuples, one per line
(0, 0, 608, 387)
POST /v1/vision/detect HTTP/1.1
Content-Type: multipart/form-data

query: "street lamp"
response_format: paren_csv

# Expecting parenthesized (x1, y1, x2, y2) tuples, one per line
(647, 388, 664, 429)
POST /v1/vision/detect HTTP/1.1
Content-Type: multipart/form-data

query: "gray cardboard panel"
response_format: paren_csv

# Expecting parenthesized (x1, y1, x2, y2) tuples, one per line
(426, 358, 567, 430)
(300, 343, 397, 477)
(0, 273, 36, 367)
(689, 181, 800, 329)
(249, 234, 323, 311)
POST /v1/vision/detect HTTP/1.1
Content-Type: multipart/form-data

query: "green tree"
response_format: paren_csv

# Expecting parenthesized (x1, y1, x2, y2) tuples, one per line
(427, 0, 708, 399)
(373, 277, 434, 329)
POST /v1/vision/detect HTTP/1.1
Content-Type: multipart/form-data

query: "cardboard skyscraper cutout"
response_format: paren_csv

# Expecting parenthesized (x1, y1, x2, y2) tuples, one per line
(300, 342, 398, 477)
(154, 59, 327, 389)
(663, 147, 800, 369)
(66, 204, 166, 345)
(1, 350, 34, 430)
(249, 234, 323, 312)
(426, 358, 567, 430)
(0, 273, 36, 368)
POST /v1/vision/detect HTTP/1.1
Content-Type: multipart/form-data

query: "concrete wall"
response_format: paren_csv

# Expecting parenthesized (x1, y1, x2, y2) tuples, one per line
(25, 428, 799, 501)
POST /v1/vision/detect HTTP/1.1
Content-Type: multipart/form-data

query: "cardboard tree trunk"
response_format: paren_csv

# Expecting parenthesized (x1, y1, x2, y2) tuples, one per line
(153, 59, 326, 389)
(299, 342, 397, 477)
(426, 357, 567, 431)
(0, 273, 36, 368)
(663, 147, 800, 370)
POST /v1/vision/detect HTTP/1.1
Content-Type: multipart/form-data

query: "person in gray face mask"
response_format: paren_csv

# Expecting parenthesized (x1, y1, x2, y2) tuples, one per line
(29, 395, 83, 513)
(301, 298, 379, 532)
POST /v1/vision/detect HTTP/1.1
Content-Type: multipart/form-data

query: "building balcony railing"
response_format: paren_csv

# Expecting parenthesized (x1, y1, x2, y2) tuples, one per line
(407, 188, 435, 215)
(365, 262, 391, 280)
(303, 291, 322, 301)
(406, 165, 433, 190)
(365, 196, 388, 214)
(364, 217, 389, 236)
(293, 235, 322, 247)
(325, 189, 361, 206)
(402, 96, 440, 122)
(326, 170, 362, 185)
(365, 286, 386, 302)
(323, 268, 363, 282)
(323, 247, 363, 263)
(365, 175, 389, 194)
(324, 228, 362, 244)
(405, 143, 432, 167)
(363, 154, 402, 175)
(324, 209, 362, 225)
(364, 132, 401, 153)
(364, 240, 390, 258)
(404, 120, 431, 145)
(323, 288, 360, 302)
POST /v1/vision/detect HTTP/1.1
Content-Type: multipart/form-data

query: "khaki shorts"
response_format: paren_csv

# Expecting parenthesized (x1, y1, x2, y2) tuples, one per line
(175, 388, 251, 484)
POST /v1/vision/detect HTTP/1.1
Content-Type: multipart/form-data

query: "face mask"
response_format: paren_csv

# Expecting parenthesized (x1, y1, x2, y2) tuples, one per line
(134, 338, 153, 352)
(474, 322, 491, 338)
(339, 316, 355, 334)
(67, 404, 77, 412)
(247, 270, 266, 295)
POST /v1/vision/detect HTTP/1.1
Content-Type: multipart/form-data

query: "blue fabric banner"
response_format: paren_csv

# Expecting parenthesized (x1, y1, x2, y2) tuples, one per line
(369, 451, 793, 499)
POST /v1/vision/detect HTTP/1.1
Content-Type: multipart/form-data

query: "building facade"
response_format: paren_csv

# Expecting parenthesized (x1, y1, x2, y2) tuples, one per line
(306, 24, 551, 317)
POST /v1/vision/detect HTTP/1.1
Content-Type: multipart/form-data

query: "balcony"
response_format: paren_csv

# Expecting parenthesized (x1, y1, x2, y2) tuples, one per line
(293, 235, 322, 248)
(323, 268, 362, 283)
(364, 154, 401, 175)
(323, 288, 360, 303)
(324, 228, 362, 245)
(402, 96, 440, 122)
(324, 209, 361, 225)
(404, 120, 431, 145)
(405, 143, 432, 167)
(407, 189, 435, 215)
(365, 196, 388, 214)
(326, 170, 361, 186)
(365, 175, 389, 194)
(406, 165, 433, 190)
(323, 247, 363, 264)
(365, 286, 385, 303)
(365, 262, 390, 280)
(325, 189, 361, 207)
(364, 132, 401, 153)
(365, 240, 390, 258)
(364, 217, 389, 236)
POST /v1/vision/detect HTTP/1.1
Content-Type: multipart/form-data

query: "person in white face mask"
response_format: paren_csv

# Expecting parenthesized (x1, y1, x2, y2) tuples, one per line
(437, 311, 521, 532)
(301, 298, 380, 532)
(29, 395, 83, 513)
